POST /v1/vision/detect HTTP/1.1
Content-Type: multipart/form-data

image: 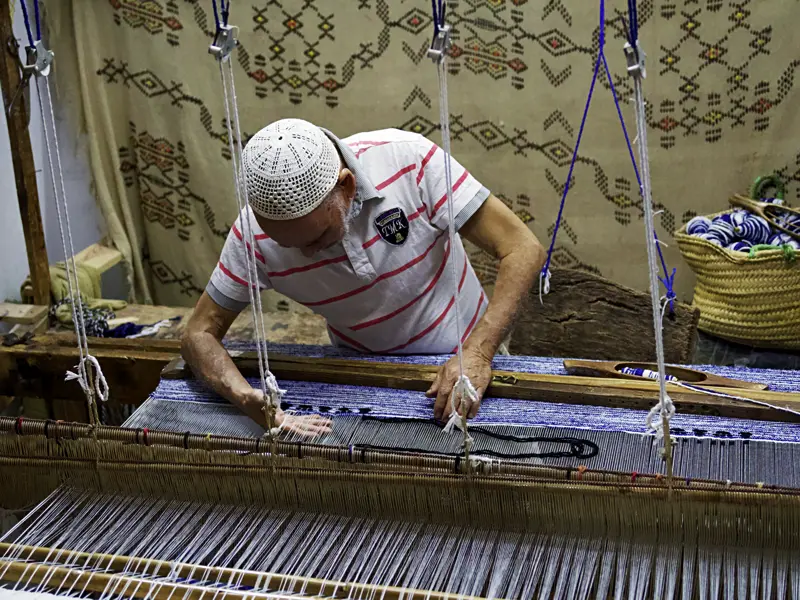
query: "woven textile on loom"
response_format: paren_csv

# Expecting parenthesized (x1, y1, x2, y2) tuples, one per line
(126, 344, 800, 487)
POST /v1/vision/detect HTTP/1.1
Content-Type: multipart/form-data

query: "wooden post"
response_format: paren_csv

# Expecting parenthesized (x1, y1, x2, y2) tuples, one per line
(0, 2, 50, 304)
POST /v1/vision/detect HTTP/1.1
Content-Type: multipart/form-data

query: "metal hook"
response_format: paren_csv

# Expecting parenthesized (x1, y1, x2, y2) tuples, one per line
(209, 23, 239, 62)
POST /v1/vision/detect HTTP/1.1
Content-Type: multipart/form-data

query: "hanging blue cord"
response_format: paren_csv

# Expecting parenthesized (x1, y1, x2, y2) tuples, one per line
(542, 0, 677, 311)
(540, 2, 605, 284)
(18, 0, 35, 47)
(602, 52, 677, 310)
(33, 0, 41, 42)
(211, 0, 221, 32)
(221, 0, 229, 26)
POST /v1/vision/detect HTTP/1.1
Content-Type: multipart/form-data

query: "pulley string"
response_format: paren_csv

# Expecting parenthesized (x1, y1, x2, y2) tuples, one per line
(622, 1, 674, 484)
(538, 0, 676, 312)
(211, 1, 283, 437)
(428, 1, 475, 458)
(19, 0, 108, 426)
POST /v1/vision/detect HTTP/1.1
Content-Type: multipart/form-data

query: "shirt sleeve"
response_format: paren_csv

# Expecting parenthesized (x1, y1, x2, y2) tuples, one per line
(207, 213, 272, 313)
(416, 138, 490, 232)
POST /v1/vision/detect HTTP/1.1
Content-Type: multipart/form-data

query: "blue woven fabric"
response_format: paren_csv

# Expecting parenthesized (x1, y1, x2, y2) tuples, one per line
(150, 346, 800, 444)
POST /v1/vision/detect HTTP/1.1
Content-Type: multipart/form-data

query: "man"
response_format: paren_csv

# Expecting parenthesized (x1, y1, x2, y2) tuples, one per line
(182, 118, 544, 436)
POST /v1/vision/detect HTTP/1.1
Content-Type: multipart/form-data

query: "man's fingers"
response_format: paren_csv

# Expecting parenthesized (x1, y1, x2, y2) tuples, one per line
(433, 384, 452, 421)
(426, 374, 441, 397)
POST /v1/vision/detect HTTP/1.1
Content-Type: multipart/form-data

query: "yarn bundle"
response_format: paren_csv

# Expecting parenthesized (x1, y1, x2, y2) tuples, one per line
(685, 199, 800, 253)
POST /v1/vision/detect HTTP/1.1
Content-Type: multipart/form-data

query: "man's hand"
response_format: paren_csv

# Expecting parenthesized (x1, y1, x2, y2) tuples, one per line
(426, 348, 492, 422)
(238, 387, 332, 438)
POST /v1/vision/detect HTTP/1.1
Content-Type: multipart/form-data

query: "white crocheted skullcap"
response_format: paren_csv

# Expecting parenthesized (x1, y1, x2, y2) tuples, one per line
(243, 118, 340, 220)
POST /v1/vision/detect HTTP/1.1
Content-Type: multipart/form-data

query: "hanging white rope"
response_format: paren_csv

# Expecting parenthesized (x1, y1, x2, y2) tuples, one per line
(625, 38, 675, 478)
(18, 5, 108, 423)
(427, 9, 476, 456)
(211, 16, 284, 437)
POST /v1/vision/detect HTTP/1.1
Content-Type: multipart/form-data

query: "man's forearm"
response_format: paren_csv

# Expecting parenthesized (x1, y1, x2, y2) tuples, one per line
(181, 331, 263, 422)
(463, 242, 544, 359)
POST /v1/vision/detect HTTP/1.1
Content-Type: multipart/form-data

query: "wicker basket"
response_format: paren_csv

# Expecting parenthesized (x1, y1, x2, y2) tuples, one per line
(675, 210, 800, 349)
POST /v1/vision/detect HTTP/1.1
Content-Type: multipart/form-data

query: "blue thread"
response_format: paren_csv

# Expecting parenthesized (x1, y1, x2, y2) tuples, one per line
(601, 52, 677, 312)
(33, 0, 41, 42)
(18, 0, 35, 48)
(211, 0, 221, 32)
(540, 52, 603, 283)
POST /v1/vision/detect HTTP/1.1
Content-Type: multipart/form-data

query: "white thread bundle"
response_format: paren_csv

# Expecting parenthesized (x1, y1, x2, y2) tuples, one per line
(217, 54, 283, 426)
(35, 71, 108, 419)
(434, 41, 477, 445)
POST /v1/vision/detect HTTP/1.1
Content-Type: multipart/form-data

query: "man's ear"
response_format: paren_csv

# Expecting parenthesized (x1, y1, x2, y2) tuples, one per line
(339, 168, 357, 201)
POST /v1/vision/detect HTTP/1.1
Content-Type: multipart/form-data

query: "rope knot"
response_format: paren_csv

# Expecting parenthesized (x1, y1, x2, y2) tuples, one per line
(645, 391, 675, 443)
(65, 354, 109, 405)
(442, 374, 478, 434)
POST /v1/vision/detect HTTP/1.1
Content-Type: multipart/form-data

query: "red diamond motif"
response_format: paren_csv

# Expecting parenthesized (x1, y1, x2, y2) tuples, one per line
(659, 117, 678, 131)
(164, 17, 182, 31)
(508, 57, 527, 73)
(549, 37, 562, 49)
(250, 69, 268, 84)
(751, 98, 772, 114)
(323, 78, 340, 91)
(449, 44, 463, 59)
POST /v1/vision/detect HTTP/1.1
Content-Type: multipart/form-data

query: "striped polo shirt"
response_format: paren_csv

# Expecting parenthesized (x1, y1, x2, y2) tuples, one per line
(207, 128, 490, 355)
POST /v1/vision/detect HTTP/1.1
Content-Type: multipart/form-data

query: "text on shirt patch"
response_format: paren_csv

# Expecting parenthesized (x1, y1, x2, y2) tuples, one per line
(374, 207, 409, 246)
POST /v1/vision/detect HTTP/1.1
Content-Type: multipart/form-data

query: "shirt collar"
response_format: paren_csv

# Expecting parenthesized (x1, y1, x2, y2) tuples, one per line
(320, 127, 382, 203)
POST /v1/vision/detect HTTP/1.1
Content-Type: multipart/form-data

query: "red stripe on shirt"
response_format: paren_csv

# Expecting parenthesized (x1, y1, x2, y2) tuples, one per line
(354, 141, 391, 158)
(350, 240, 451, 331)
(232, 224, 266, 264)
(254, 233, 269, 240)
(218, 261, 261, 289)
(304, 232, 446, 307)
(329, 325, 373, 353)
(429, 170, 470, 220)
(380, 254, 468, 353)
(416, 144, 438, 184)
(375, 164, 416, 191)
(451, 290, 486, 352)
(268, 254, 348, 278)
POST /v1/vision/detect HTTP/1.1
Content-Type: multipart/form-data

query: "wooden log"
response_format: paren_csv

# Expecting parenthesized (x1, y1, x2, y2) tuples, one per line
(0, 543, 485, 600)
(511, 268, 700, 363)
(0, 5, 50, 305)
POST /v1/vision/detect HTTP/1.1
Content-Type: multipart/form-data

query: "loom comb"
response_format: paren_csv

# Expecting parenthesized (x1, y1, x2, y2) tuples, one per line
(563, 359, 768, 390)
(729, 193, 800, 242)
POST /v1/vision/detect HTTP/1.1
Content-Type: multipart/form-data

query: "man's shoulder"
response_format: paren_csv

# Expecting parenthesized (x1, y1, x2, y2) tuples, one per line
(343, 128, 429, 149)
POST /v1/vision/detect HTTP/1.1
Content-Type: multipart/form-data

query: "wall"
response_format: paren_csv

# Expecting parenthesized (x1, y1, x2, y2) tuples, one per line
(0, 2, 107, 303)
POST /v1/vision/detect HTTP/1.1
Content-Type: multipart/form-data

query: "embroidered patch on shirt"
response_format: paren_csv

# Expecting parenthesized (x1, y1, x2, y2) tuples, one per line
(374, 207, 409, 246)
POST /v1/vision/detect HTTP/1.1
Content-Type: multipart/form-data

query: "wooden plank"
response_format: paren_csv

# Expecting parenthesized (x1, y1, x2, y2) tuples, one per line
(0, 5, 50, 305)
(6, 334, 800, 425)
(511, 268, 700, 363)
(0, 303, 47, 324)
(73, 242, 122, 273)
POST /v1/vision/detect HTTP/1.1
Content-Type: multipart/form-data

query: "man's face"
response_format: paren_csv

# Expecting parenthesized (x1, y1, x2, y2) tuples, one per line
(254, 171, 356, 258)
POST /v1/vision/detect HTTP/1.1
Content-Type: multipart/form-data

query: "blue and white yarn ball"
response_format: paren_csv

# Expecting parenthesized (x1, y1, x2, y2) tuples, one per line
(698, 233, 724, 246)
(769, 233, 800, 250)
(705, 220, 734, 246)
(686, 216, 712, 236)
(727, 240, 752, 253)
(763, 197, 785, 206)
(775, 214, 800, 235)
(733, 214, 772, 245)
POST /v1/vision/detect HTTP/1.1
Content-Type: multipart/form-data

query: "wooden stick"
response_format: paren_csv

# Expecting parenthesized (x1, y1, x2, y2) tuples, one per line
(0, 543, 486, 600)
(0, 4, 50, 305)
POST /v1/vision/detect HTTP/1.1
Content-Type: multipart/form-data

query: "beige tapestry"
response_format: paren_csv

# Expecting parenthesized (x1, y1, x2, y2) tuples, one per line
(46, 0, 800, 309)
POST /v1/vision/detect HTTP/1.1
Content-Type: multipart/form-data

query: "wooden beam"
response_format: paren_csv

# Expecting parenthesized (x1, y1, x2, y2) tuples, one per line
(0, 4, 50, 305)
(5, 334, 800, 425)
(74, 242, 122, 273)
(0, 302, 47, 324)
